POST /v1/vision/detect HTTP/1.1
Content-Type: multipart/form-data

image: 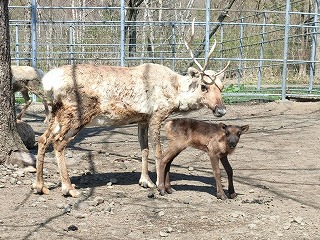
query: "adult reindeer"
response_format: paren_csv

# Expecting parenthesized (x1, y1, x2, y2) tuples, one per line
(12, 66, 50, 123)
(32, 19, 229, 197)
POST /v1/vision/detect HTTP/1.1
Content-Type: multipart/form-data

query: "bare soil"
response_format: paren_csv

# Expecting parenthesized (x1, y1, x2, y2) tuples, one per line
(1, 100, 320, 240)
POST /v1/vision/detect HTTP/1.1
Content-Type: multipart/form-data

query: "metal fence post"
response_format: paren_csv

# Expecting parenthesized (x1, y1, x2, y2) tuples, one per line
(308, 0, 319, 93)
(120, 0, 125, 67)
(171, 22, 176, 71)
(69, 26, 74, 65)
(257, 13, 266, 91)
(205, 0, 210, 59)
(220, 24, 224, 70)
(15, 24, 19, 65)
(281, 0, 291, 101)
(238, 17, 244, 85)
(31, 0, 37, 102)
(31, 0, 37, 67)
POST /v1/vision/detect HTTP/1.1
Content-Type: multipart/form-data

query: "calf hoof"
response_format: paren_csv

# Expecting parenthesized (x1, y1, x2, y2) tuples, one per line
(159, 189, 167, 196)
(166, 187, 175, 194)
(158, 187, 175, 196)
(229, 192, 237, 199)
(32, 182, 50, 195)
(217, 192, 228, 200)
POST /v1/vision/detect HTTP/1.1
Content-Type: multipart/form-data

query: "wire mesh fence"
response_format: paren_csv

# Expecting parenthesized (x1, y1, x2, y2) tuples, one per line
(9, 0, 320, 102)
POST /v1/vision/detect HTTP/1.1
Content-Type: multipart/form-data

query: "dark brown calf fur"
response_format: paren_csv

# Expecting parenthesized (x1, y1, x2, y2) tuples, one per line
(157, 118, 249, 200)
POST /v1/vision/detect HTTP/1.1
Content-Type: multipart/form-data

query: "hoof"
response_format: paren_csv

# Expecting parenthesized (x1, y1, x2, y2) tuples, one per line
(166, 187, 175, 194)
(159, 189, 166, 196)
(217, 193, 228, 200)
(68, 189, 82, 198)
(229, 192, 237, 199)
(62, 184, 81, 198)
(32, 182, 50, 195)
(139, 176, 156, 188)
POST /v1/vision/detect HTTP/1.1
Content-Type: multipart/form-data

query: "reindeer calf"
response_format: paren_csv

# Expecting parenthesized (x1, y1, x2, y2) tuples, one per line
(157, 118, 249, 200)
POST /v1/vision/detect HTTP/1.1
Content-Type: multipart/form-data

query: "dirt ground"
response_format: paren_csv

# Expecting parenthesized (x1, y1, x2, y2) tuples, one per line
(1, 100, 320, 240)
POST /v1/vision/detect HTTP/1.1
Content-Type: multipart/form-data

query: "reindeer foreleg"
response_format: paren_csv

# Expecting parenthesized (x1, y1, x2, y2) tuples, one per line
(138, 123, 155, 188)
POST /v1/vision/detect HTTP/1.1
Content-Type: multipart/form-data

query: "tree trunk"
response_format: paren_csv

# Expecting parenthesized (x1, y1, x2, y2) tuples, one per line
(126, 0, 144, 58)
(0, 1, 35, 166)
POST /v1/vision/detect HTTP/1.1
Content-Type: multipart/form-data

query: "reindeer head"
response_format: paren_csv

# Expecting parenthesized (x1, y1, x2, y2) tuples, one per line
(185, 18, 229, 117)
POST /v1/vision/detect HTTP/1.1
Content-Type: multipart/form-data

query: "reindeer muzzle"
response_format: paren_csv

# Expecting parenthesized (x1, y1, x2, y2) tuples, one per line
(213, 105, 226, 117)
(227, 137, 239, 149)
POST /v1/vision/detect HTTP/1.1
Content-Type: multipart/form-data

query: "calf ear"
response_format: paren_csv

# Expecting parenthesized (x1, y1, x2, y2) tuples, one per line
(241, 125, 249, 133)
(219, 123, 227, 131)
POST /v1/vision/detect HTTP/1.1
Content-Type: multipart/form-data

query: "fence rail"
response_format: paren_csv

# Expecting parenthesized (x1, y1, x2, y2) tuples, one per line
(9, 0, 320, 102)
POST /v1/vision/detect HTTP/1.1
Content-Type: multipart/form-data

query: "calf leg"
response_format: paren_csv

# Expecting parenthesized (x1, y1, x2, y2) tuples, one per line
(209, 154, 227, 200)
(220, 156, 236, 198)
(157, 146, 183, 195)
(138, 123, 155, 188)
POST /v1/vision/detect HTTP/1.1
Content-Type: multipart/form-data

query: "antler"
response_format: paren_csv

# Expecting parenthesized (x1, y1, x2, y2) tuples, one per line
(184, 18, 217, 72)
(185, 18, 230, 84)
(214, 61, 230, 76)
(184, 18, 204, 71)
(203, 39, 217, 71)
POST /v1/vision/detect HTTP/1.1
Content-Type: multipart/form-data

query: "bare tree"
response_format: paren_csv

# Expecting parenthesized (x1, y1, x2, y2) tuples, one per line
(0, 0, 34, 166)
(126, 0, 144, 58)
(296, 0, 312, 76)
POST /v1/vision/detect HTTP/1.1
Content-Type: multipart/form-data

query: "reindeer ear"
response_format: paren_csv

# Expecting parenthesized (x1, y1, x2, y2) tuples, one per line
(187, 67, 200, 78)
(179, 72, 197, 92)
(241, 125, 249, 133)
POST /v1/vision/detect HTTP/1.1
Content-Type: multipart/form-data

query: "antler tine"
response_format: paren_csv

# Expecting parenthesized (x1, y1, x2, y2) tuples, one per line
(214, 61, 231, 77)
(203, 39, 217, 71)
(184, 18, 204, 71)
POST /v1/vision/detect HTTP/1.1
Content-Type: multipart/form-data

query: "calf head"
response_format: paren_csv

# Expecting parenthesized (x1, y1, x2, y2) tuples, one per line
(220, 123, 249, 149)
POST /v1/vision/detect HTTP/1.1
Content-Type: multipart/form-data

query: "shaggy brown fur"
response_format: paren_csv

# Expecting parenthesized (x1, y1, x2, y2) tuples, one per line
(157, 118, 249, 200)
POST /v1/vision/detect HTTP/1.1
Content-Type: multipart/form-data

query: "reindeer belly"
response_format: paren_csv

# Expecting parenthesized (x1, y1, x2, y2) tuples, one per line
(88, 97, 151, 126)
(88, 113, 148, 126)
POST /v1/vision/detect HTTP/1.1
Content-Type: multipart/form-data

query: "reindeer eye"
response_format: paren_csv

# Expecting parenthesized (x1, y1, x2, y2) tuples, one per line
(201, 84, 208, 92)
(237, 132, 241, 137)
(225, 131, 230, 137)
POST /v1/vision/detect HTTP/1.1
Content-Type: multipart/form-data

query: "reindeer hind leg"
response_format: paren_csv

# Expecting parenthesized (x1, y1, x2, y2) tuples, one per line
(32, 120, 56, 195)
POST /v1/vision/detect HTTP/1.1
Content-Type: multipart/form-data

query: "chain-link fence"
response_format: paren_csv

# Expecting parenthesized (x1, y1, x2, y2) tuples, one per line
(9, 0, 320, 102)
